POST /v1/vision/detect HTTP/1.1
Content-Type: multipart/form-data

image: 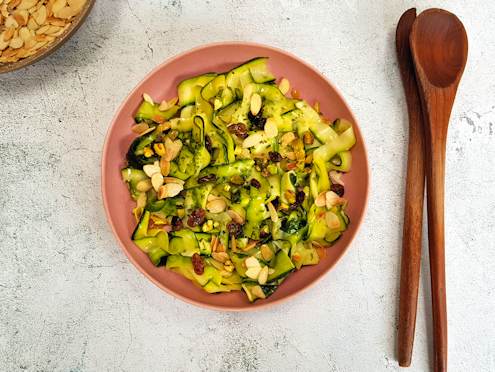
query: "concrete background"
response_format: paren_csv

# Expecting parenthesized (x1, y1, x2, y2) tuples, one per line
(1, 0, 494, 371)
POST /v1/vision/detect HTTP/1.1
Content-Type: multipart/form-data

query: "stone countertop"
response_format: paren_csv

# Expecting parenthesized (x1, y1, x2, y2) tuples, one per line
(1, 1, 494, 371)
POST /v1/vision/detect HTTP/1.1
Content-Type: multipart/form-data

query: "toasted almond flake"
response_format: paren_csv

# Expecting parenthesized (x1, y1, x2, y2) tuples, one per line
(1, 5, 8, 19)
(224, 261, 234, 272)
(9, 37, 23, 49)
(211, 235, 218, 252)
(251, 285, 266, 299)
(163, 177, 184, 185)
(54, 5, 75, 19)
(17, 0, 38, 10)
(167, 96, 178, 106)
(137, 126, 155, 137)
(242, 131, 264, 148)
(243, 84, 254, 99)
(242, 240, 258, 252)
(250, 93, 262, 116)
(14, 11, 28, 26)
(245, 267, 261, 280)
(245, 256, 260, 269)
(151, 173, 164, 192)
(136, 179, 152, 192)
(18, 27, 31, 41)
(315, 192, 327, 207)
(209, 258, 224, 271)
(159, 158, 170, 176)
(27, 17, 39, 30)
(231, 236, 237, 252)
(158, 100, 169, 111)
(227, 209, 245, 224)
(142, 93, 154, 104)
(163, 137, 182, 161)
(295, 101, 304, 109)
(44, 25, 62, 35)
(52, 0, 66, 13)
(0, 37, 9, 51)
(313, 101, 320, 113)
(216, 242, 226, 253)
(325, 190, 340, 209)
(260, 244, 273, 261)
(3, 27, 15, 42)
(329, 170, 344, 186)
(267, 201, 278, 223)
(133, 207, 143, 222)
(212, 251, 229, 263)
(206, 198, 227, 214)
(257, 266, 269, 285)
(158, 182, 183, 198)
(280, 131, 296, 146)
(278, 78, 290, 95)
(35, 24, 49, 34)
(143, 163, 160, 177)
(264, 117, 278, 139)
(46, 16, 65, 26)
(68, 0, 86, 12)
(131, 122, 149, 134)
(4, 15, 18, 28)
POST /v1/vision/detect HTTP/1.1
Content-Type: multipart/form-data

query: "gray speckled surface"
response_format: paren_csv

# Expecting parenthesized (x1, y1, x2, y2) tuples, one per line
(1, 1, 494, 371)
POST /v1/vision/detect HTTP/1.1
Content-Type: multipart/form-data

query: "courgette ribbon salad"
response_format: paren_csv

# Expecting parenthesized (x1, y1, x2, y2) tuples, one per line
(121, 58, 356, 302)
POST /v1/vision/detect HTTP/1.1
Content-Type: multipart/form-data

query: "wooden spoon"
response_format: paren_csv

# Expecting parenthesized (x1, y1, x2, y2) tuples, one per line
(395, 8, 426, 367)
(410, 9, 468, 372)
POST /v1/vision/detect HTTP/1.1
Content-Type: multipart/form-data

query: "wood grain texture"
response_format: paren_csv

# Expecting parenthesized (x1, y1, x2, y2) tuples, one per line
(410, 8, 468, 372)
(395, 8, 426, 368)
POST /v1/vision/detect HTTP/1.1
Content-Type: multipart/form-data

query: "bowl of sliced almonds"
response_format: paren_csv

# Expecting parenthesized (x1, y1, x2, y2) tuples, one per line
(0, 0, 94, 73)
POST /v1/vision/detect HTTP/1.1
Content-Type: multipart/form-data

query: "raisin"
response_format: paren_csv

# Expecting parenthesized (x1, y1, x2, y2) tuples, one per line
(198, 174, 217, 183)
(271, 196, 280, 209)
(191, 253, 204, 275)
(250, 178, 261, 189)
(227, 123, 248, 139)
(205, 135, 213, 152)
(259, 228, 270, 239)
(187, 208, 206, 227)
(296, 190, 305, 204)
(171, 216, 183, 231)
(331, 184, 345, 197)
(227, 222, 243, 238)
(268, 151, 282, 162)
(248, 109, 266, 130)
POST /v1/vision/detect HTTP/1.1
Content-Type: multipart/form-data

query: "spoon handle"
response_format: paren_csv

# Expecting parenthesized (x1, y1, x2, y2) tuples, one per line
(425, 134, 448, 372)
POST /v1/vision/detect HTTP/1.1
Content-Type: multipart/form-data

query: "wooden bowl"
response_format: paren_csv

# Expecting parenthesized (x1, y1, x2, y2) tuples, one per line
(0, 0, 95, 74)
(102, 42, 370, 311)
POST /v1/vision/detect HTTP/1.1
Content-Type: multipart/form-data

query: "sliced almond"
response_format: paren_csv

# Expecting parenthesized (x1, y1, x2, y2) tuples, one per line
(54, 5, 75, 19)
(227, 209, 245, 224)
(0, 37, 9, 51)
(209, 258, 225, 271)
(158, 100, 169, 111)
(163, 177, 184, 185)
(46, 16, 66, 27)
(250, 93, 262, 116)
(136, 179, 152, 192)
(5, 15, 18, 28)
(13, 10, 28, 26)
(18, 27, 31, 42)
(44, 25, 62, 35)
(251, 285, 266, 299)
(68, 0, 86, 12)
(329, 170, 344, 186)
(245, 267, 261, 280)
(264, 117, 278, 139)
(257, 266, 269, 285)
(245, 256, 260, 269)
(159, 158, 170, 176)
(210, 235, 218, 252)
(242, 132, 264, 148)
(157, 182, 183, 199)
(242, 239, 258, 252)
(35, 24, 50, 35)
(163, 137, 182, 161)
(315, 192, 327, 207)
(260, 244, 273, 261)
(52, 0, 67, 13)
(32, 5, 47, 25)
(143, 162, 160, 178)
(142, 93, 154, 104)
(325, 191, 341, 209)
(206, 198, 227, 214)
(216, 242, 226, 253)
(212, 251, 229, 264)
(267, 202, 278, 223)
(151, 172, 164, 192)
(27, 17, 40, 30)
(280, 131, 296, 146)
(278, 78, 290, 95)
(9, 37, 23, 49)
(131, 122, 149, 134)
(17, 0, 38, 11)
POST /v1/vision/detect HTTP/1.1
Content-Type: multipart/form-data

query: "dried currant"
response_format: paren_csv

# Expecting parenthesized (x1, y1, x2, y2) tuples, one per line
(227, 123, 248, 139)
(227, 222, 243, 238)
(171, 216, 183, 231)
(330, 184, 345, 197)
(248, 109, 267, 130)
(187, 208, 206, 227)
(250, 178, 261, 189)
(271, 196, 280, 209)
(268, 151, 282, 162)
(191, 253, 204, 275)
(198, 174, 217, 183)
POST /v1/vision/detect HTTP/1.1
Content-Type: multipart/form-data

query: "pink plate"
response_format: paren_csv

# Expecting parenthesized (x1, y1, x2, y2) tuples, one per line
(101, 42, 369, 311)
